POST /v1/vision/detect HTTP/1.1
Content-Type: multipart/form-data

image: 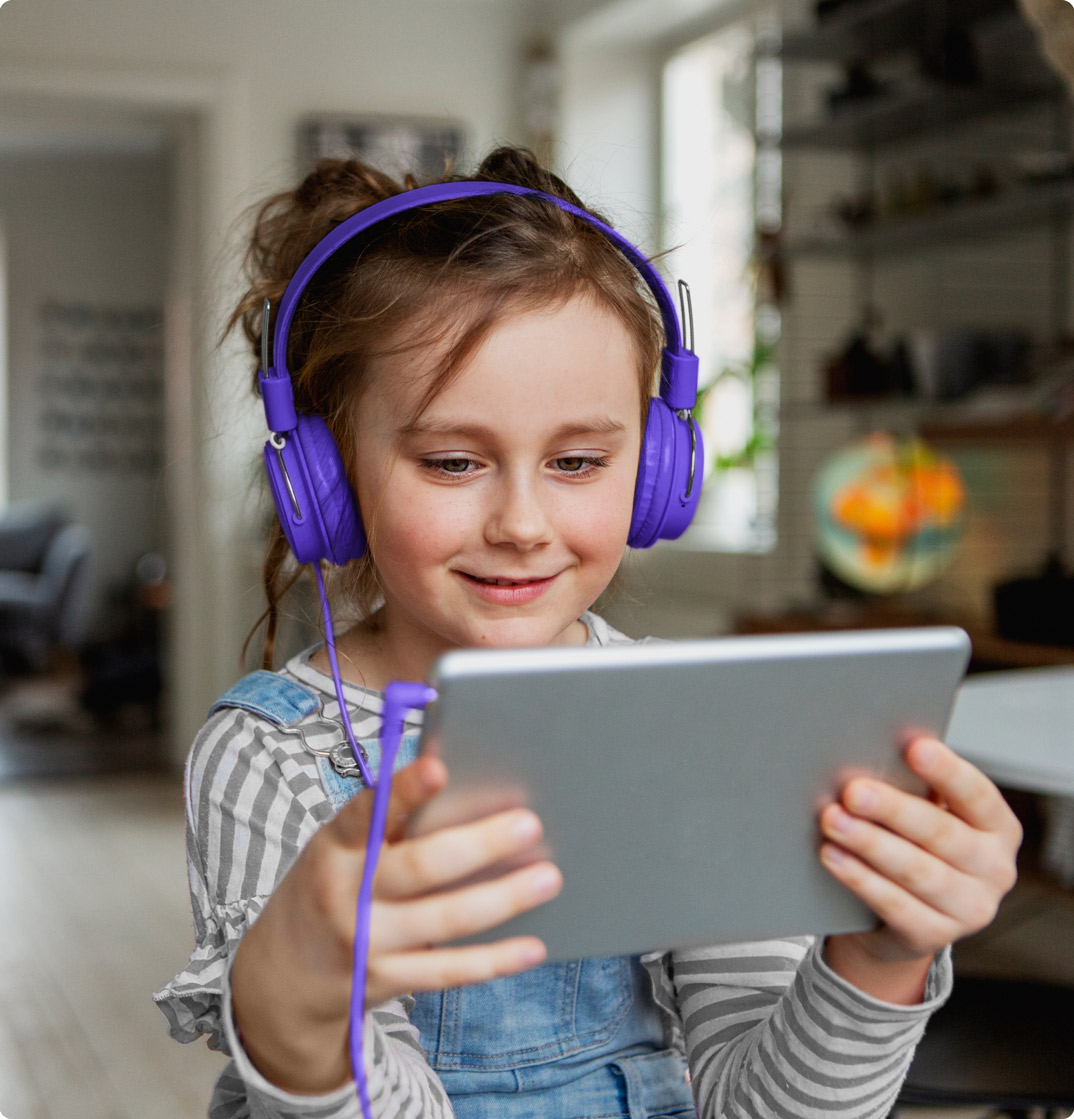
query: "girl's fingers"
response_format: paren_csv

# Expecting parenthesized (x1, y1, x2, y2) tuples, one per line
(376, 808, 545, 901)
(369, 937, 547, 1001)
(902, 738, 1022, 845)
(832, 781, 1004, 881)
(372, 860, 563, 954)
(819, 805, 994, 925)
(819, 843, 963, 957)
(328, 757, 448, 849)
(833, 747, 1021, 882)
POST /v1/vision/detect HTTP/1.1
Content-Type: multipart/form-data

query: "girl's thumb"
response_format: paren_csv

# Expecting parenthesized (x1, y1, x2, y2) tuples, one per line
(330, 756, 447, 848)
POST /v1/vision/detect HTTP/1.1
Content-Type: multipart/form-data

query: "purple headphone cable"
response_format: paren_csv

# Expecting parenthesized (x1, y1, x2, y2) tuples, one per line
(313, 564, 435, 1117)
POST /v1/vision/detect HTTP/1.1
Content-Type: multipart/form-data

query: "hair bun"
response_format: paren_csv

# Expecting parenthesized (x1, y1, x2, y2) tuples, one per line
(473, 146, 586, 208)
(294, 159, 400, 215)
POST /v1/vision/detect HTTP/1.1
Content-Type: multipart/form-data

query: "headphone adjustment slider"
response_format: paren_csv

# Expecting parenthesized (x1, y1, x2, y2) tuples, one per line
(268, 431, 303, 520)
(675, 410, 698, 502)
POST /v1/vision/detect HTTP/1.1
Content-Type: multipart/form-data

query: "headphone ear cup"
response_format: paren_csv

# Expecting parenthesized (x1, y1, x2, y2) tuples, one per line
(628, 398, 667, 548)
(263, 413, 366, 566)
(628, 397, 703, 548)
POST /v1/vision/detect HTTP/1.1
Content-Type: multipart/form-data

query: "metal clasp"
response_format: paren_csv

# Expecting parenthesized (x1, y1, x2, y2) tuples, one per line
(269, 430, 303, 519)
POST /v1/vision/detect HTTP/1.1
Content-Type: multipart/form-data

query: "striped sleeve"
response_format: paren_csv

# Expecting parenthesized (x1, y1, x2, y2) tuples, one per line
(672, 936, 952, 1119)
(153, 704, 454, 1119)
(218, 971, 453, 1119)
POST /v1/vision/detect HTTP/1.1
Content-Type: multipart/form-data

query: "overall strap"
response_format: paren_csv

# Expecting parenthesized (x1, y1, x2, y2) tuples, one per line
(208, 670, 320, 726)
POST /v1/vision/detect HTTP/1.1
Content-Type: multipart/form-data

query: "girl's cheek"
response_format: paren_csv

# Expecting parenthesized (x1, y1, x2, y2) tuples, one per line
(559, 489, 633, 554)
(401, 491, 472, 549)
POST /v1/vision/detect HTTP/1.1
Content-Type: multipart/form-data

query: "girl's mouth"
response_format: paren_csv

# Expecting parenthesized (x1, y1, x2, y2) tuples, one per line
(457, 571, 558, 603)
(462, 574, 545, 586)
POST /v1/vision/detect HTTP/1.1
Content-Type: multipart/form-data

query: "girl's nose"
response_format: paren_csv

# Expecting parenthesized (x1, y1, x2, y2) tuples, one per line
(484, 474, 554, 550)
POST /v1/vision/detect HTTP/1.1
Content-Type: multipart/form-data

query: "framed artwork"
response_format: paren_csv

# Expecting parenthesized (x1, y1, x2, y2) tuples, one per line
(298, 114, 467, 181)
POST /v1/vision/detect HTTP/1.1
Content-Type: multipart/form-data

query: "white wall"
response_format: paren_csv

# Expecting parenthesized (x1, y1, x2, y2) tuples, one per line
(0, 150, 170, 636)
(0, 0, 534, 759)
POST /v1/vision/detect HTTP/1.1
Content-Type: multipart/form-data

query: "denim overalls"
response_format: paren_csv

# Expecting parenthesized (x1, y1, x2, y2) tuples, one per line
(213, 672, 697, 1119)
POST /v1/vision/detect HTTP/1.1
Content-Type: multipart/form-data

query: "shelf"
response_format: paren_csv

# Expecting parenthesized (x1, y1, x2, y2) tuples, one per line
(737, 608, 1074, 669)
(785, 177, 1074, 258)
(778, 0, 1019, 64)
(920, 415, 1074, 443)
(781, 79, 1064, 150)
(779, 400, 1074, 443)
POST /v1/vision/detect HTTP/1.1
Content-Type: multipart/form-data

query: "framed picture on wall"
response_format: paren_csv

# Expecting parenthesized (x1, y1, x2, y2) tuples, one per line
(298, 114, 467, 181)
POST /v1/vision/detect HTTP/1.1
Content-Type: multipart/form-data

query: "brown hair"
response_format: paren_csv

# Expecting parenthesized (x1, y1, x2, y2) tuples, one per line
(228, 146, 665, 668)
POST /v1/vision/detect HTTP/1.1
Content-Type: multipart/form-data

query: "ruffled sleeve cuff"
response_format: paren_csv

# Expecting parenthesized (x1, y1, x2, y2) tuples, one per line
(152, 895, 268, 1053)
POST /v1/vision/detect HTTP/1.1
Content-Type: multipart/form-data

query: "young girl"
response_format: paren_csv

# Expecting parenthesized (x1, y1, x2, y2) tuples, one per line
(155, 147, 1021, 1119)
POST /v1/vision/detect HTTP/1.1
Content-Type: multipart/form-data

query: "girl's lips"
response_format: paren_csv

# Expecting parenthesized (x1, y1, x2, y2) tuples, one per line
(457, 571, 558, 604)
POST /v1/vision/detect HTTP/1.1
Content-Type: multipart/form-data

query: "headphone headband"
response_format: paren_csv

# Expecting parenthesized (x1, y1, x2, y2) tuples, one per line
(257, 177, 704, 560)
(263, 181, 699, 417)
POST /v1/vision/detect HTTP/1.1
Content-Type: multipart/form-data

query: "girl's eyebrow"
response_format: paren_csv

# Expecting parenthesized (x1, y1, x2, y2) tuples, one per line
(400, 417, 629, 441)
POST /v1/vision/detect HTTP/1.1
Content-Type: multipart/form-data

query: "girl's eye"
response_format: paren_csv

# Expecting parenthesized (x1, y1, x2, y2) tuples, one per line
(553, 455, 610, 476)
(421, 457, 478, 476)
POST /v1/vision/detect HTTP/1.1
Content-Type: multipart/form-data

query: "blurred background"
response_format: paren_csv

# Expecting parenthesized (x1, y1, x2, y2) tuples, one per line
(2, 0, 1074, 1114)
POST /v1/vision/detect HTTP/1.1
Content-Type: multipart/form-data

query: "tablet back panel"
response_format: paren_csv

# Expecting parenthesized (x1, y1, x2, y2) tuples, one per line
(413, 627, 971, 960)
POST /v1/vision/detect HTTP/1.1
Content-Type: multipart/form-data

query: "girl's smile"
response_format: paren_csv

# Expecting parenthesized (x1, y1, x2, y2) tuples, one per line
(455, 571, 560, 605)
(340, 294, 645, 685)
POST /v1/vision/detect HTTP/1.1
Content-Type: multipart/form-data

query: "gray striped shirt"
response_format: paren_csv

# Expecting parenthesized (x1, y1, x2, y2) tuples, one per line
(154, 612, 951, 1117)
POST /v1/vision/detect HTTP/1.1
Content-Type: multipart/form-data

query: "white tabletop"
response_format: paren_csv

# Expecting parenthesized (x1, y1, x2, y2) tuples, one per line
(947, 667, 1074, 797)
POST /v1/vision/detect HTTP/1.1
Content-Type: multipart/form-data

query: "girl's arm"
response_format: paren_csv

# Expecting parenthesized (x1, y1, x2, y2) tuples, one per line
(674, 736, 1020, 1119)
(216, 989, 455, 1119)
(230, 754, 560, 1095)
(156, 708, 558, 1119)
(669, 935, 951, 1119)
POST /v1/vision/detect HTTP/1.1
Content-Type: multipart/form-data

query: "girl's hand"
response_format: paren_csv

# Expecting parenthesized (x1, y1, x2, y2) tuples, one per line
(818, 736, 1022, 1004)
(231, 755, 561, 1095)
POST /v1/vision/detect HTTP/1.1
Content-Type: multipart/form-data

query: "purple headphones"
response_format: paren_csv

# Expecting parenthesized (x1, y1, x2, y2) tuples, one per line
(257, 181, 704, 564)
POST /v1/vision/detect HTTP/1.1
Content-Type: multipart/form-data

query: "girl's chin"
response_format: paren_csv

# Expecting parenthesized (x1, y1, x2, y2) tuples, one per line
(456, 616, 588, 649)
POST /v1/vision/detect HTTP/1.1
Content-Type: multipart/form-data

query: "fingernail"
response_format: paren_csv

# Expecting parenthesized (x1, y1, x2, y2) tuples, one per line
(531, 866, 561, 899)
(847, 783, 876, 812)
(913, 739, 939, 767)
(826, 806, 853, 836)
(821, 845, 847, 868)
(512, 812, 541, 843)
(520, 941, 546, 966)
(417, 758, 444, 792)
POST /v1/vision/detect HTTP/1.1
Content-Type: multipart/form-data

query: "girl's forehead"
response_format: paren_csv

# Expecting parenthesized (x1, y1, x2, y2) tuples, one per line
(364, 296, 644, 430)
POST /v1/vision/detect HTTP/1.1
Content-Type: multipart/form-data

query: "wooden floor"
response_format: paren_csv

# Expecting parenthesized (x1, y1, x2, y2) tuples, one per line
(0, 774, 222, 1119)
(0, 770, 1071, 1119)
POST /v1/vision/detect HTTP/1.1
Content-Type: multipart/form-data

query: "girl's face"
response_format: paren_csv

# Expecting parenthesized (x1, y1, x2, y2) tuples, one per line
(353, 294, 644, 677)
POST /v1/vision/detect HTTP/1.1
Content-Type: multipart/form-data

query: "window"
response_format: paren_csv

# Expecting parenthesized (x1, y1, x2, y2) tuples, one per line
(662, 17, 781, 552)
(0, 218, 7, 505)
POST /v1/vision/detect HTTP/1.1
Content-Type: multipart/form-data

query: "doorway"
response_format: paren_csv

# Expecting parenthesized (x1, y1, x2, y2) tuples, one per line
(0, 97, 198, 781)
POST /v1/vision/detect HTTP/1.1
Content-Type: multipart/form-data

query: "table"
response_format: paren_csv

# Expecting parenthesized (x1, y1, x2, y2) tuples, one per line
(947, 666, 1074, 886)
(947, 666, 1074, 797)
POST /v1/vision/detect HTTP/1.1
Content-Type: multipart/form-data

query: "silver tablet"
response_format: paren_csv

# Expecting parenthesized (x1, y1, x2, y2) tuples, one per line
(409, 626, 971, 961)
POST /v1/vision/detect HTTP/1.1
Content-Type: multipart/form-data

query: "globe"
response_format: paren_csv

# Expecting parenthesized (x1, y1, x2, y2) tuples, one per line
(813, 433, 966, 594)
